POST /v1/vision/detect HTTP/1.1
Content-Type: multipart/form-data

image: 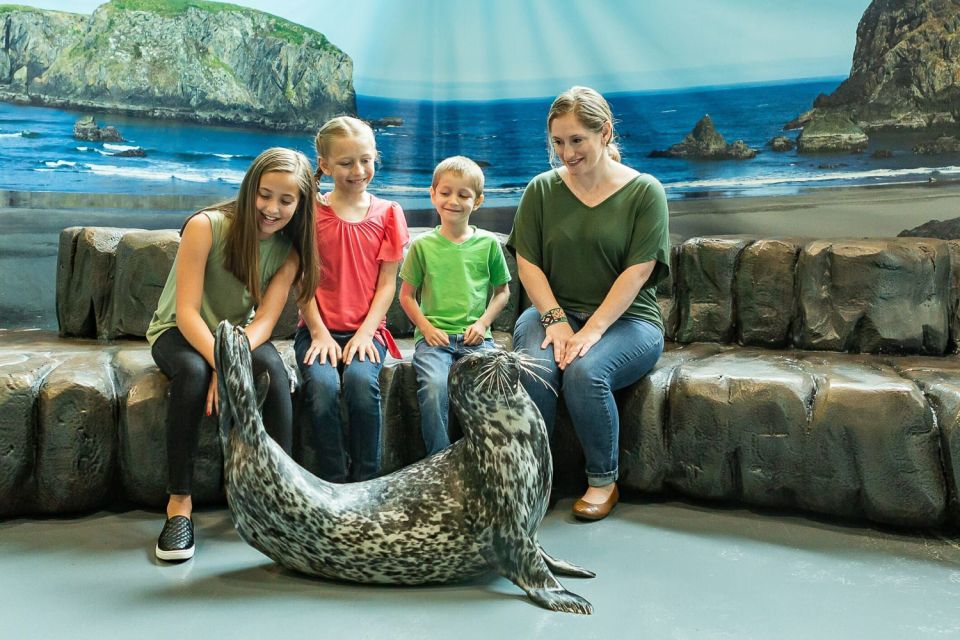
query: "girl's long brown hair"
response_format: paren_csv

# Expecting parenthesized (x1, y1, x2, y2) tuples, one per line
(186, 147, 319, 306)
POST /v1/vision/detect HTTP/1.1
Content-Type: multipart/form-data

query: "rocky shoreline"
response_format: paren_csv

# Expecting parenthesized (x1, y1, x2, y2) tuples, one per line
(0, 3, 356, 131)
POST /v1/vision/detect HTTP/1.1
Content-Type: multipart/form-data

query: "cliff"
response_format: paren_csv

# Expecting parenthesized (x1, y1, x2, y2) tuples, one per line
(791, 0, 960, 132)
(0, 0, 356, 130)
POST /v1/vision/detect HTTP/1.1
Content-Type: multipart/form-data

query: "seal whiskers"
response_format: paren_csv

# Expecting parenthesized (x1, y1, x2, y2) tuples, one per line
(214, 321, 594, 614)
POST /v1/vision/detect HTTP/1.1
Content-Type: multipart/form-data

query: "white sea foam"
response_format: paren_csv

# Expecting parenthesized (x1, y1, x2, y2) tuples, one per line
(373, 184, 522, 195)
(43, 160, 76, 168)
(661, 109, 677, 113)
(373, 184, 429, 194)
(82, 162, 245, 184)
(0, 132, 22, 138)
(103, 143, 141, 152)
(665, 165, 960, 190)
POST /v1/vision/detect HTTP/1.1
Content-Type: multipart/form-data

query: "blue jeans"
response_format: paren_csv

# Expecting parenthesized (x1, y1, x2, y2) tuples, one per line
(294, 326, 386, 483)
(413, 335, 496, 455)
(512, 306, 664, 487)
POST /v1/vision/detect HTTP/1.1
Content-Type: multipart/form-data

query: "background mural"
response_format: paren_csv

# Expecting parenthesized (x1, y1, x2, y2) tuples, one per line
(2, 0, 959, 328)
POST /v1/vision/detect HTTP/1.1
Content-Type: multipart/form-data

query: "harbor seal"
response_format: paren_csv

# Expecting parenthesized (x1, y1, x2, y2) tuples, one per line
(214, 320, 594, 614)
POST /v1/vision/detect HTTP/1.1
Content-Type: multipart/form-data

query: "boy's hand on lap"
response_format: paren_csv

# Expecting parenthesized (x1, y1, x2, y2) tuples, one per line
(423, 325, 450, 347)
(463, 321, 488, 345)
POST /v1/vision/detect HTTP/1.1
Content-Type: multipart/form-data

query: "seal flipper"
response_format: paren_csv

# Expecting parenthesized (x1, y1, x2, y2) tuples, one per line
(538, 546, 596, 578)
(488, 534, 593, 615)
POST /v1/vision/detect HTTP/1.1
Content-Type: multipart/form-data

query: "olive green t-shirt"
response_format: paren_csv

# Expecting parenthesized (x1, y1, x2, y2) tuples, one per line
(507, 170, 670, 331)
(145, 209, 293, 345)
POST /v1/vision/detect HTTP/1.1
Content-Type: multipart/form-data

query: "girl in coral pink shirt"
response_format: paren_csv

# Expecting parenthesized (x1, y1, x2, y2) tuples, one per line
(296, 116, 409, 483)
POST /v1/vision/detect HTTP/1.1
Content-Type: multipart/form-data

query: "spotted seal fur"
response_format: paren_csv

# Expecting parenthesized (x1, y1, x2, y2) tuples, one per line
(214, 320, 594, 614)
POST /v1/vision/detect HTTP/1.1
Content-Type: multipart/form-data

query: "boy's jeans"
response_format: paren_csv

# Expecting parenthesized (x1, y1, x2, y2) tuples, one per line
(294, 326, 387, 483)
(512, 306, 664, 487)
(413, 334, 496, 456)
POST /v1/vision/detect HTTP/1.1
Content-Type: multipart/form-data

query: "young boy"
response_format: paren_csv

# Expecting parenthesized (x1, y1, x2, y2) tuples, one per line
(399, 156, 511, 455)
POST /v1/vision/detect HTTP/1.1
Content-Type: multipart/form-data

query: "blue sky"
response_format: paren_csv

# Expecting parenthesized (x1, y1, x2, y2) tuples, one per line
(24, 0, 869, 100)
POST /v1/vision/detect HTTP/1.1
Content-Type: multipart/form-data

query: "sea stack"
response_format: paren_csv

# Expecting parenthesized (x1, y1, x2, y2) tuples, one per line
(786, 0, 960, 132)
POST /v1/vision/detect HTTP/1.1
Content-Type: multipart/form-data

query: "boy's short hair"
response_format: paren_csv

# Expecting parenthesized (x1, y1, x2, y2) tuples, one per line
(432, 156, 485, 197)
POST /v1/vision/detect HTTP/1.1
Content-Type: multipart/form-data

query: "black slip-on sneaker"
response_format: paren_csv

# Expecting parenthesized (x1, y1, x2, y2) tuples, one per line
(155, 515, 195, 561)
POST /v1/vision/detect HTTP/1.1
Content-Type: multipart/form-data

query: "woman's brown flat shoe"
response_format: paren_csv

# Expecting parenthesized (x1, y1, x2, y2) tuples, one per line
(572, 485, 619, 521)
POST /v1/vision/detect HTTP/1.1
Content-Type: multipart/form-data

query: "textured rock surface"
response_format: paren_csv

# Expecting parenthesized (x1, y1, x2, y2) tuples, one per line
(0, 2, 355, 130)
(793, 238, 950, 354)
(57, 226, 140, 339)
(913, 135, 960, 154)
(109, 229, 179, 339)
(790, 0, 960, 131)
(796, 112, 869, 152)
(73, 115, 123, 142)
(794, 352, 945, 526)
(649, 115, 758, 160)
(672, 236, 753, 343)
(767, 135, 796, 151)
(34, 353, 116, 514)
(900, 217, 960, 240)
(736, 239, 802, 347)
(0, 353, 57, 516)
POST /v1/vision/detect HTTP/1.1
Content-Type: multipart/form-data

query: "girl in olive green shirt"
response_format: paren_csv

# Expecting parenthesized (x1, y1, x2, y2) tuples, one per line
(148, 148, 319, 561)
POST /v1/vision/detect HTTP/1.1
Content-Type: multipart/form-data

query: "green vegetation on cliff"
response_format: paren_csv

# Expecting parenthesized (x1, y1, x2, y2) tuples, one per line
(103, 0, 329, 47)
(0, 4, 51, 14)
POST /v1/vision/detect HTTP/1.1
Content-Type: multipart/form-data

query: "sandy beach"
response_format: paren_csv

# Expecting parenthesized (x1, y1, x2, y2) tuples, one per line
(2, 181, 960, 331)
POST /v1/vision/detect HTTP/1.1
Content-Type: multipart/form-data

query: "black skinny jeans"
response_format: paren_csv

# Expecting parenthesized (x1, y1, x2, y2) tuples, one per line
(151, 327, 293, 495)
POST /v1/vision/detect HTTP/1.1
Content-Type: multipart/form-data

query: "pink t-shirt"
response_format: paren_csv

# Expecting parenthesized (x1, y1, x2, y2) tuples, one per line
(304, 193, 409, 353)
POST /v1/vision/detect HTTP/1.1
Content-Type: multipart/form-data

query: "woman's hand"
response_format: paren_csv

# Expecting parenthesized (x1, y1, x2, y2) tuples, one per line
(303, 333, 341, 367)
(421, 324, 450, 348)
(463, 320, 488, 346)
(344, 332, 381, 365)
(541, 322, 574, 366)
(559, 326, 603, 370)
(206, 371, 219, 416)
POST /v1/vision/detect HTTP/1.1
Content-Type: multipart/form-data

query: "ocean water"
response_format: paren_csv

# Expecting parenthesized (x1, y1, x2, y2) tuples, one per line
(2, 77, 959, 210)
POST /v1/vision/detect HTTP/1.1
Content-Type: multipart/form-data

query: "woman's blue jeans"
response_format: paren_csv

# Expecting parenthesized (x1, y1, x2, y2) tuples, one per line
(512, 306, 664, 487)
(412, 335, 496, 455)
(294, 326, 386, 483)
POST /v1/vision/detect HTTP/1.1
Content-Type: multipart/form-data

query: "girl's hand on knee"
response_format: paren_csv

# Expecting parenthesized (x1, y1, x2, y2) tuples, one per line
(422, 325, 450, 348)
(344, 334, 380, 365)
(542, 322, 574, 365)
(304, 334, 341, 367)
(206, 372, 219, 416)
(560, 328, 603, 370)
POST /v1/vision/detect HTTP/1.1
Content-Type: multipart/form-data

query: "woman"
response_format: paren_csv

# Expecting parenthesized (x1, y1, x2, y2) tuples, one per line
(508, 86, 670, 521)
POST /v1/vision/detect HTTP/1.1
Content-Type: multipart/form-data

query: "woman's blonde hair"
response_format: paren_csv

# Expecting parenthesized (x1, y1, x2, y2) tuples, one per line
(313, 115, 377, 184)
(546, 86, 621, 166)
(188, 147, 319, 306)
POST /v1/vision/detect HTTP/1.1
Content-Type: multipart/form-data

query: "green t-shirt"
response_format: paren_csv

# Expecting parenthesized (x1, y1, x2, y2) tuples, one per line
(146, 209, 293, 345)
(399, 227, 511, 343)
(507, 170, 670, 331)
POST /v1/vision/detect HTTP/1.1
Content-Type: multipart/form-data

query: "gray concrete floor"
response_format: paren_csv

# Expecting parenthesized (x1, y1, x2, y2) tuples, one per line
(4, 500, 960, 639)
